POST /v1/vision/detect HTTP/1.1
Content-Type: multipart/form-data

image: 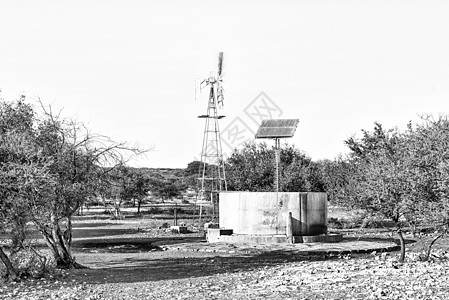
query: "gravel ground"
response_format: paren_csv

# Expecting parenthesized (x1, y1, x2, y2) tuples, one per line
(1, 218, 448, 299)
(1, 246, 449, 300)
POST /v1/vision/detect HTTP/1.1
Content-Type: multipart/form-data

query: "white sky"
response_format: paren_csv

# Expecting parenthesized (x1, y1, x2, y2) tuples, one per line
(1, 0, 448, 168)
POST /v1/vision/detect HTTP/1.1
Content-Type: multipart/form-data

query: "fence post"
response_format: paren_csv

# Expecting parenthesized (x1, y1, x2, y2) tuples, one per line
(287, 211, 294, 244)
(174, 203, 178, 226)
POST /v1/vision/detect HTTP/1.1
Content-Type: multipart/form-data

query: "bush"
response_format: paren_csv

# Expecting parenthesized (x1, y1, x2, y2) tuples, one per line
(328, 217, 344, 229)
(167, 207, 185, 215)
(0, 248, 55, 280)
(327, 214, 397, 230)
(148, 207, 163, 214)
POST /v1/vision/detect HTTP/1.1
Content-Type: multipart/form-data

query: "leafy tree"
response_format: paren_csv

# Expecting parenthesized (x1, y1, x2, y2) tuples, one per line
(130, 171, 151, 214)
(315, 157, 358, 205)
(401, 116, 449, 259)
(185, 160, 202, 176)
(1, 97, 145, 270)
(344, 123, 412, 262)
(29, 102, 144, 268)
(226, 142, 274, 192)
(329, 119, 449, 262)
(149, 177, 183, 201)
(225, 142, 324, 192)
(183, 160, 216, 193)
(110, 167, 151, 215)
(280, 144, 325, 192)
(0, 99, 52, 279)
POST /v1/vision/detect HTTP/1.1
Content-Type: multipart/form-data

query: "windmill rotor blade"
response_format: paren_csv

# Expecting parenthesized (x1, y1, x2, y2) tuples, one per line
(217, 52, 224, 76)
(217, 83, 224, 106)
(195, 79, 201, 101)
(200, 79, 208, 90)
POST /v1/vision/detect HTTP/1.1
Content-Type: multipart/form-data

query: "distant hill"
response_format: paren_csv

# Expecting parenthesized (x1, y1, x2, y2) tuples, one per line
(116, 166, 183, 181)
(122, 162, 201, 190)
(137, 167, 185, 181)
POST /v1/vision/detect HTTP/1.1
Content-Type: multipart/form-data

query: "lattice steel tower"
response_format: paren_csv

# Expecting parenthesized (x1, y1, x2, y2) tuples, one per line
(197, 52, 227, 209)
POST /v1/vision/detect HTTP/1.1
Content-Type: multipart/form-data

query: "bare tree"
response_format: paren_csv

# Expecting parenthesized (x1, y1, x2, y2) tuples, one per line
(27, 100, 147, 268)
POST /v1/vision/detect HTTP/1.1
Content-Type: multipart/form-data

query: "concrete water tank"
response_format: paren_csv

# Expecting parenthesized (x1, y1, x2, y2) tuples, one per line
(219, 192, 327, 236)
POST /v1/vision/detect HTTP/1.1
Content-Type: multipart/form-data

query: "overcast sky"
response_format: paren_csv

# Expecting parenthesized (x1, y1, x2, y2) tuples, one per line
(1, 0, 448, 168)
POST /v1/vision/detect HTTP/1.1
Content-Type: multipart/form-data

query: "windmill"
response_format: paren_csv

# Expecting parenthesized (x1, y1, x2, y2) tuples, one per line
(196, 52, 227, 222)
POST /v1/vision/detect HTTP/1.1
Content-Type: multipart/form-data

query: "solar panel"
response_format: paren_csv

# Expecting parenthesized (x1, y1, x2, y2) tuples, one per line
(255, 119, 299, 139)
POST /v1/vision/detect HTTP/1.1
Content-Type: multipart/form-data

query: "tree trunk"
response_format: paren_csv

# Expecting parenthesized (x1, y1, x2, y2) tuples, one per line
(137, 199, 142, 215)
(32, 209, 84, 269)
(37, 213, 78, 269)
(65, 216, 73, 246)
(0, 246, 17, 280)
(10, 218, 26, 254)
(397, 229, 406, 263)
(51, 216, 73, 268)
(53, 231, 76, 268)
(43, 234, 62, 263)
(423, 233, 444, 261)
(174, 204, 178, 226)
(114, 198, 122, 219)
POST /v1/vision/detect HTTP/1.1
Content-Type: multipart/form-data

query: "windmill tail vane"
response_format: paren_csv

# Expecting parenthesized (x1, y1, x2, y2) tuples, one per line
(195, 52, 225, 108)
(217, 52, 224, 107)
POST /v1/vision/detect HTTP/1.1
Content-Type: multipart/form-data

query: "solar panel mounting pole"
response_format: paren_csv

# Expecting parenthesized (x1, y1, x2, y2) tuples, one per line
(255, 118, 299, 201)
(274, 138, 280, 196)
(255, 119, 299, 235)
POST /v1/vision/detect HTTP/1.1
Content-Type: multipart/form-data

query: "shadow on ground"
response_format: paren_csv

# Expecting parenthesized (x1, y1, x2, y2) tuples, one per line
(68, 234, 412, 284)
(73, 237, 206, 252)
(72, 223, 124, 228)
(72, 228, 140, 239)
(0, 222, 131, 240)
(343, 236, 416, 245)
(71, 250, 329, 284)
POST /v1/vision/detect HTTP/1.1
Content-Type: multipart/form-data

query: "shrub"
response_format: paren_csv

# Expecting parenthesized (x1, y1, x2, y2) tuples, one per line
(168, 207, 185, 215)
(0, 248, 55, 280)
(148, 207, 163, 215)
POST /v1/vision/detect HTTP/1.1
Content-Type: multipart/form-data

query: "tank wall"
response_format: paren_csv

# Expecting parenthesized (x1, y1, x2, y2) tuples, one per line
(219, 192, 327, 236)
(300, 192, 328, 235)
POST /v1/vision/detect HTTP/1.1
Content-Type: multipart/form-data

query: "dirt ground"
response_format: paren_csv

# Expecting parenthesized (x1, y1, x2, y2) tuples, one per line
(1, 217, 449, 299)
